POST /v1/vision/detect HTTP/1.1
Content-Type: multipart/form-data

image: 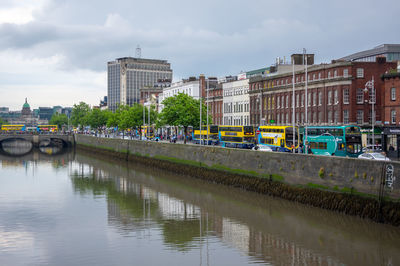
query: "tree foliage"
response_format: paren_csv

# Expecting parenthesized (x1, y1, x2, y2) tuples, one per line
(49, 113, 69, 128)
(70, 102, 90, 127)
(86, 108, 109, 130)
(158, 93, 211, 143)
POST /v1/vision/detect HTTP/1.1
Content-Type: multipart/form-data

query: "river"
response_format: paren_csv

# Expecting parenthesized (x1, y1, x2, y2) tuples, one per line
(0, 145, 399, 266)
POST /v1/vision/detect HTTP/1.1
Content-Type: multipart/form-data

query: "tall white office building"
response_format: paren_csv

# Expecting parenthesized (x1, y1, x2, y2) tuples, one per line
(107, 57, 172, 111)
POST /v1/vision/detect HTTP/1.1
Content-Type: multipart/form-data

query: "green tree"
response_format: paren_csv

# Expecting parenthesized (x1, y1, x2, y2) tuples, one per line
(0, 117, 5, 126)
(70, 102, 90, 128)
(86, 108, 108, 131)
(49, 113, 69, 129)
(158, 93, 210, 144)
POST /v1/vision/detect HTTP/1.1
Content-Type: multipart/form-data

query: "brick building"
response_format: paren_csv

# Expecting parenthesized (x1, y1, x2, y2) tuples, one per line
(381, 71, 400, 158)
(206, 82, 223, 125)
(249, 58, 396, 134)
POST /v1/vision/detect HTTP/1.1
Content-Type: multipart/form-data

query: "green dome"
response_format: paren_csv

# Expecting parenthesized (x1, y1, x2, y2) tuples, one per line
(22, 98, 30, 109)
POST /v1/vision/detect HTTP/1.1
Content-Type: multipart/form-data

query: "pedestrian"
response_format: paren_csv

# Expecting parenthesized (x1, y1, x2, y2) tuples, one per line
(389, 144, 395, 151)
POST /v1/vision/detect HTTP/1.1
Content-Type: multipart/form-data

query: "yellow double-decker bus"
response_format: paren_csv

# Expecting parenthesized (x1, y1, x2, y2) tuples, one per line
(218, 125, 255, 149)
(37, 125, 58, 133)
(142, 126, 154, 139)
(257, 125, 299, 152)
(192, 125, 219, 145)
(1, 124, 26, 132)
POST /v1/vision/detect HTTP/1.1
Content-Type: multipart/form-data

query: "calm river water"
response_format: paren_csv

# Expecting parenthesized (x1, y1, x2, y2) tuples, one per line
(0, 146, 400, 266)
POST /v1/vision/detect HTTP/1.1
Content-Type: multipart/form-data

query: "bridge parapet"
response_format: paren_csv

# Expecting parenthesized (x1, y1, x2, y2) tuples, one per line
(0, 134, 74, 147)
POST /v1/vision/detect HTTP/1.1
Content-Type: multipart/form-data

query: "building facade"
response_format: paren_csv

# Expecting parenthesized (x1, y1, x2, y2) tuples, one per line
(340, 44, 400, 63)
(249, 59, 397, 132)
(206, 82, 223, 125)
(107, 57, 172, 112)
(222, 78, 250, 126)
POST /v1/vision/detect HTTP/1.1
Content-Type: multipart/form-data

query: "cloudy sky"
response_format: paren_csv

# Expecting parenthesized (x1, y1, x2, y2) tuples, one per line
(0, 0, 399, 110)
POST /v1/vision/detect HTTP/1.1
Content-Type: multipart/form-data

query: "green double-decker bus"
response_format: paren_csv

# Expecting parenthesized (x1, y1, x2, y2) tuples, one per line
(302, 125, 362, 157)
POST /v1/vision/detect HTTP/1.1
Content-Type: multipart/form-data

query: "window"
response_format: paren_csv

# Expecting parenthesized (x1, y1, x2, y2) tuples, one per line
(328, 110, 332, 123)
(318, 73, 322, 79)
(334, 90, 338, 104)
(281, 96, 284, 109)
(334, 110, 338, 123)
(343, 88, 349, 104)
(318, 111, 323, 123)
(328, 71, 331, 78)
(286, 95, 289, 108)
(343, 110, 349, 124)
(328, 90, 332, 105)
(357, 110, 364, 124)
(318, 91, 322, 106)
(313, 112, 317, 124)
(356, 68, 364, 78)
(356, 88, 364, 104)
(296, 94, 299, 107)
(277, 96, 280, 109)
(301, 94, 304, 107)
(313, 92, 317, 106)
(308, 92, 311, 107)
(334, 70, 337, 77)
(391, 87, 396, 101)
(343, 69, 348, 77)
(391, 110, 396, 124)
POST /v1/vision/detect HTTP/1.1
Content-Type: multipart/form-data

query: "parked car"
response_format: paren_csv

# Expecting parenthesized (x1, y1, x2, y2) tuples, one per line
(252, 145, 273, 152)
(362, 145, 382, 153)
(358, 152, 390, 161)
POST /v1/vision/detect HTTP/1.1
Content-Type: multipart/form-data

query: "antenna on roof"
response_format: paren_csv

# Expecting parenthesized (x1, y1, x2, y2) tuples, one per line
(136, 45, 141, 58)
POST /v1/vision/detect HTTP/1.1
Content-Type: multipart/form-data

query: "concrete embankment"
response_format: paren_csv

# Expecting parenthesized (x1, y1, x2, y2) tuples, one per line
(75, 135, 400, 226)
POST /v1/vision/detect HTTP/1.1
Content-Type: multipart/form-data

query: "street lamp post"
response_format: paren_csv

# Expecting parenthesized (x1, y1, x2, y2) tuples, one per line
(303, 48, 308, 154)
(292, 61, 295, 153)
(206, 79, 209, 144)
(365, 76, 375, 151)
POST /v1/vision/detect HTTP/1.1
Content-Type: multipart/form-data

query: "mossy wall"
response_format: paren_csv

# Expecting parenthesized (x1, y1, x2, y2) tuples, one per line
(75, 135, 400, 200)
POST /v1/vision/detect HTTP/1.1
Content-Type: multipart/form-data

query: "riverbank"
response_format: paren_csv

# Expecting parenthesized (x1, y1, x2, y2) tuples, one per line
(75, 134, 400, 226)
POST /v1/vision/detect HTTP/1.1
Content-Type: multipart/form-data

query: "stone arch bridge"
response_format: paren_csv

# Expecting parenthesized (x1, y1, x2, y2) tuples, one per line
(0, 134, 75, 148)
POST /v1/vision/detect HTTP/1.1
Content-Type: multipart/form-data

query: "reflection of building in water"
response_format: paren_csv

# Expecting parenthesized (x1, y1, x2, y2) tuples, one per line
(158, 193, 200, 220)
(221, 218, 250, 254)
(247, 231, 340, 265)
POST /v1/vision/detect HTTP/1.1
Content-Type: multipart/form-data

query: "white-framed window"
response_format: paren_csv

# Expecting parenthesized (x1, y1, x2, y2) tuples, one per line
(356, 68, 364, 78)
(328, 110, 332, 123)
(277, 96, 280, 109)
(318, 91, 322, 106)
(318, 111, 323, 123)
(301, 94, 304, 107)
(343, 88, 349, 104)
(334, 110, 338, 123)
(301, 112, 304, 123)
(334, 70, 337, 77)
(343, 69, 348, 77)
(313, 92, 317, 106)
(343, 110, 349, 124)
(296, 94, 299, 107)
(357, 110, 364, 124)
(328, 90, 332, 105)
(391, 110, 396, 124)
(328, 71, 331, 78)
(286, 95, 289, 108)
(308, 92, 311, 107)
(312, 73, 316, 80)
(334, 90, 338, 104)
(318, 73, 322, 79)
(391, 87, 396, 101)
(281, 96, 285, 109)
(356, 88, 364, 104)
(313, 112, 317, 124)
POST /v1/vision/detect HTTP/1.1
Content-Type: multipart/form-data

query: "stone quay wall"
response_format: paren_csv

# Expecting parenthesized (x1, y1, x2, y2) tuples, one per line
(75, 135, 400, 225)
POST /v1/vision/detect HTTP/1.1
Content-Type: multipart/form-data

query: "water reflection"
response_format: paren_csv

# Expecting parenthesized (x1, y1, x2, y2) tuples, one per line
(1, 139, 32, 155)
(71, 152, 400, 266)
